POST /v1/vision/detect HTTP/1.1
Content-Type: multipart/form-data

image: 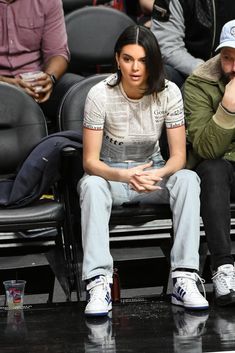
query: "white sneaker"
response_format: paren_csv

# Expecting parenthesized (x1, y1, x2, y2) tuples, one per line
(212, 264, 235, 306)
(85, 276, 112, 317)
(171, 271, 209, 310)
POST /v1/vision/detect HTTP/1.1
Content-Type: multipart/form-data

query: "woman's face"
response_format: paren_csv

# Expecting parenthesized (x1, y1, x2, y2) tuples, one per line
(116, 44, 148, 97)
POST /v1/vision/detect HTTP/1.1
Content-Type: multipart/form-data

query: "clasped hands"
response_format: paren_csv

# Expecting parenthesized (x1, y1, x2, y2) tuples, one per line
(128, 161, 163, 193)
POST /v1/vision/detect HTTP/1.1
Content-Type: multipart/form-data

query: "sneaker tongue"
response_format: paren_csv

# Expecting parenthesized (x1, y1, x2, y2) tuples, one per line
(218, 264, 234, 272)
(172, 271, 196, 280)
(87, 276, 105, 290)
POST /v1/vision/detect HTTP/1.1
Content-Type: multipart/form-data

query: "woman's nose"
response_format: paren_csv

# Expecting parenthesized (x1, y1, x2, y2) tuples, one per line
(132, 60, 139, 71)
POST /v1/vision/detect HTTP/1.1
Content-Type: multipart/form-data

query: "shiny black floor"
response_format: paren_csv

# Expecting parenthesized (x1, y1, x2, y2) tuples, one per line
(0, 295, 235, 353)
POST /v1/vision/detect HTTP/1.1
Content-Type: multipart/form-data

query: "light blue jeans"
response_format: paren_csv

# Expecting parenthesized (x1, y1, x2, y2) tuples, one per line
(78, 161, 201, 282)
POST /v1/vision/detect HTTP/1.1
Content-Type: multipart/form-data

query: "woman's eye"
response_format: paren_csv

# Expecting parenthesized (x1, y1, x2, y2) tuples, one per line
(123, 57, 131, 62)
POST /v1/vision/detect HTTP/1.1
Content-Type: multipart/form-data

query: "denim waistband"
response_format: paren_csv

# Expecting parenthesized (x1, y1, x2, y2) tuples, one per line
(104, 158, 165, 169)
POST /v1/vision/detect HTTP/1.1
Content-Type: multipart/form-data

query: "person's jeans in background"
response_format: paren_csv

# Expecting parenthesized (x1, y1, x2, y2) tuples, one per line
(195, 159, 235, 271)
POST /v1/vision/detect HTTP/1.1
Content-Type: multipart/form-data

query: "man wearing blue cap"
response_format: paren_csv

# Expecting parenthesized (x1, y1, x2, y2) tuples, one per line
(184, 20, 235, 307)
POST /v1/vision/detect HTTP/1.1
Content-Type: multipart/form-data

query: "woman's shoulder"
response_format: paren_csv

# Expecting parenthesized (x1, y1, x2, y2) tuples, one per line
(87, 74, 118, 99)
(156, 79, 182, 99)
(164, 79, 181, 92)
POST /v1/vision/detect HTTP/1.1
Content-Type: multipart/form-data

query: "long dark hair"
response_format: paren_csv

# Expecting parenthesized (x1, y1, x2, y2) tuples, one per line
(109, 25, 165, 95)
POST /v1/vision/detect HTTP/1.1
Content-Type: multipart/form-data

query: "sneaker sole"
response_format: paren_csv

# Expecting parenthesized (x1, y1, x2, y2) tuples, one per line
(215, 292, 235, 307)
(85, 303, 112, 317)
(171, 296, 209, 310)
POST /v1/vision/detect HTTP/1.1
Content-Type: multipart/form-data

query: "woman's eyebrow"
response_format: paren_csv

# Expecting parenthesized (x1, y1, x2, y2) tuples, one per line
(122, 53, 146, 60)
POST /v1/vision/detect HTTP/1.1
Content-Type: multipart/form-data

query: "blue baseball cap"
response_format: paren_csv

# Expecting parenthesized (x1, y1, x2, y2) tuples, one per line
(216, 20, 235, 51)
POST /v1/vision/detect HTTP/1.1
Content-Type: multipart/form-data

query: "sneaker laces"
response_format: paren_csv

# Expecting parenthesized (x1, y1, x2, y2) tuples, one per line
(212, 266, 235, 290)
(231, 270, 235, 289)
(190, 273, 207, 299)
(176, 272, 206, 299)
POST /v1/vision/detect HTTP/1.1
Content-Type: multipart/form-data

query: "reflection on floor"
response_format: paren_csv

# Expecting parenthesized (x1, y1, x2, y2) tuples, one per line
(0, 295, 235, 353)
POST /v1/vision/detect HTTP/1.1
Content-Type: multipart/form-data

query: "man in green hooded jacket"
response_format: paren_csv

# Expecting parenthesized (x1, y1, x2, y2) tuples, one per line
(184, 19, 235, 307)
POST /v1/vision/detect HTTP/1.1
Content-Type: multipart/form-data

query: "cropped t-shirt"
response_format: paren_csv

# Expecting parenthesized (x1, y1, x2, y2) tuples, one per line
(83, 74, 184, 163)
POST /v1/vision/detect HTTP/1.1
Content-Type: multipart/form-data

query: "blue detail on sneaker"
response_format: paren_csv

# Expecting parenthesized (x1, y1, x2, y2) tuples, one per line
(85, 275, 112, 317)
(171, 271, 209, 310)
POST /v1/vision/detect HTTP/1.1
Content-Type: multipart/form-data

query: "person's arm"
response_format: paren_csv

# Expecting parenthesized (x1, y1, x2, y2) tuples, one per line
(139, 0, 154, 13)
(41, 0, 69, 66)
(162, 124, 186, 173)
(33, 0, 69, 102)
(0, 75, 40, 98)
(83, 127, 154, 184)
(184, 76, 235, 159)
(0, 1, 69, 102)
(10, 54, 69, 103)
(151, 0, 204, 75)
(31, 55, 68, 103)
(0, 76, 18, 85)
(0, 59, 66, 103)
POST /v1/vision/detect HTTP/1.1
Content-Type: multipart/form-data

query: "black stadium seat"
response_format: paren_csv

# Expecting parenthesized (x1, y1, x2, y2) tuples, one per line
(65, 6, 135, 75)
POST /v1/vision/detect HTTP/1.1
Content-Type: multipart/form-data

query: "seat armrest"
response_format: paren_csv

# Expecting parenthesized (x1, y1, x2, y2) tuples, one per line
(61, 146, 80, 157)
(61, 145, 83, 176)
(60, 146, 84, 194)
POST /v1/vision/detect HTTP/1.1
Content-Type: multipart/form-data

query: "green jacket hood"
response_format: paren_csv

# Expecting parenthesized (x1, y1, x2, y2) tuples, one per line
(192, 54, 222, 83)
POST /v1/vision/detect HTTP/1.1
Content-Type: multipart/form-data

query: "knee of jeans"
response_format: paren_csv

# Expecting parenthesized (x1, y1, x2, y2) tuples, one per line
(172, 169, 200, 189)
(167, 169, 200, 191)
(196, 159, 232, 182)
(79, 175, 109, 197)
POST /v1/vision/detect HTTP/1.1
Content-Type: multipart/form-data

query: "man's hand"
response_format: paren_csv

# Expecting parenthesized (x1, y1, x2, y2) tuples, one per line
(222, 77, 235, 113)
(28, 72, 54, 103)
(0, 76, 35, 97)
(0, 74, 53, 103)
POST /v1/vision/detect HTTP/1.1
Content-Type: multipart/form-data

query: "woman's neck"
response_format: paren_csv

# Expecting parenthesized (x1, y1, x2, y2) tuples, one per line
(121, 81, 145, 100)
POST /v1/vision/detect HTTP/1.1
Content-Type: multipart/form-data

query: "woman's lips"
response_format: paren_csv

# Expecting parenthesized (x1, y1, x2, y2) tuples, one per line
(130, 75, 141, 80)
